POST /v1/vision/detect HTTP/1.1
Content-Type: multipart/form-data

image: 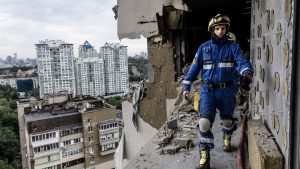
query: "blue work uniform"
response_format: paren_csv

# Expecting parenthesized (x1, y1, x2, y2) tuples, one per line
(183, 38, 253, 149)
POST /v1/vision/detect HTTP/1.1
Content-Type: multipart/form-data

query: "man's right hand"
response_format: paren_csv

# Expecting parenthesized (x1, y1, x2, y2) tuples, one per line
(183, 91, 190, 100)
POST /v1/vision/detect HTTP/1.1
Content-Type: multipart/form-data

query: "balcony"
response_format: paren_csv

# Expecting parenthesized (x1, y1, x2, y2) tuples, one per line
(100, 148, 116, 156)
(33, 148, 60, 159)
(100, 142, 118, 156)
(99, 127, 119, 135)
(99, 137, 119, 145)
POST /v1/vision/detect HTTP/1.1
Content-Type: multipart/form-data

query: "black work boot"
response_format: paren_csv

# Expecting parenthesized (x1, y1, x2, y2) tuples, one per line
(223, 133, 232, 152)
(196, 145, 210, 169)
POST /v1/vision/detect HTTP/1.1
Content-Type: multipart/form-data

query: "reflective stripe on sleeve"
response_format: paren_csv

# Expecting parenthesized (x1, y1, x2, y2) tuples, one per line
(240, 67, 250, 74)
(203, 64, 213, 69)
(218, 62, 234, 68)
(183, 80, 192, 85)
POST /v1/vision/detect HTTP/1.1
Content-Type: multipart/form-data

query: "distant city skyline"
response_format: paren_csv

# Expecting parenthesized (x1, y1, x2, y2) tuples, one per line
(0, 0, 147, 59)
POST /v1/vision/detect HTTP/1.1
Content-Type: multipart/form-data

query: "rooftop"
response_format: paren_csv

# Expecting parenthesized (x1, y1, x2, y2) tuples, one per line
(22, 95, 113, 122)
(25, 108, 80, 122)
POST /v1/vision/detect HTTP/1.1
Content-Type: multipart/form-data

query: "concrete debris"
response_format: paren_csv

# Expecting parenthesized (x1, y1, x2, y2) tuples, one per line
(173, 138, 194, 148)
(154, 106, 198, 155)
(156, 129, 175, 147)
(182, 125, 197, 131)
(172, 96, 193, 115)
(159, 145, 182, 155)
(178, 104, 195, 113)
(151, 80, 201, 156)
(167, 117, 178, 129)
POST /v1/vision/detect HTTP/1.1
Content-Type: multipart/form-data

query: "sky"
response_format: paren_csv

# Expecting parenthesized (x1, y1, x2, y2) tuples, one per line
(0, 0, 147, 59)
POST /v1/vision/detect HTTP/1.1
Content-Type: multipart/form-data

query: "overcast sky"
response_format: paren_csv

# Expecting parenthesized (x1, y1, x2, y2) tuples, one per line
(0, 0, 147, 59)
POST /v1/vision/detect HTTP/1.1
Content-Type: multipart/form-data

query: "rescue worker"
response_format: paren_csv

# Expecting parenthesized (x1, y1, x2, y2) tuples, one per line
(227, 32, 237, 43)
(182, 14, 253, 169)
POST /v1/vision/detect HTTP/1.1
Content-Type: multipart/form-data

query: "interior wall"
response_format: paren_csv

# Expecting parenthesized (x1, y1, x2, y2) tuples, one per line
(249, 0, 294, 168)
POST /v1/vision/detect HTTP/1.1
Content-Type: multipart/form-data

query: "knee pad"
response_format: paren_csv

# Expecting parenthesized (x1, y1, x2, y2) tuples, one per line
(221, 119, 233, 128)
(199, 118, 211, 133)
(221, 119, 237, 133)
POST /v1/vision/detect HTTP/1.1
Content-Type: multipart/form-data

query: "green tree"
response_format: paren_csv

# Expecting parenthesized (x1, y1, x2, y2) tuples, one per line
(9, 100, 17, 110)
(129, 76, 142, 82)
(0, 160, 14, 169)
(128, 57, 148, 82)
(0, 85, 21, 168)
(0, 112, 18, 133)
(0, 98, 9, 106)
(28, 88, 40, 99)
(106, 96, 122, 109)
(0, 127, 20, 163)
(0, 85, 17, 100)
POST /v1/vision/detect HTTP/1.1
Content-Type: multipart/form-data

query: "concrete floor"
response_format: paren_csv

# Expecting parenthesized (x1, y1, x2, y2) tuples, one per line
(125, 113, 241, 169)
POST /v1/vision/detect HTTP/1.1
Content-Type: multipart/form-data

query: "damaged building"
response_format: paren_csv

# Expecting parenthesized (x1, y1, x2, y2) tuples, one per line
(115, 0, 300, 169)
(17, 95, 120, 169)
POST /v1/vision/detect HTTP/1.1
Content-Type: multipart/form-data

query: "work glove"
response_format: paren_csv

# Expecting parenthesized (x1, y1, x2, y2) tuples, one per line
(240, 74, 252, 91)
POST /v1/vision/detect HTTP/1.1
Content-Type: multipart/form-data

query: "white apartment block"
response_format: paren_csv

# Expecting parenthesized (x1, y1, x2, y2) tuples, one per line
(75, 57, 106, 97)
(36, 40, 76, 98)
(75, 41, 106, 97)
(78, 41, 98, 58)
(100, 43, 129, 95)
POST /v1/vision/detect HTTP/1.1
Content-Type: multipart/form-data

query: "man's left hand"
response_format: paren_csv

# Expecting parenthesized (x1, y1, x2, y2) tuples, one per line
(240, 74, 252, 91)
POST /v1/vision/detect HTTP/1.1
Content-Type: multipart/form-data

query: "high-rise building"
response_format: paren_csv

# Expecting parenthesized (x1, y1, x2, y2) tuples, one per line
(5, 55, 12, 64)
(17, 95, 119, 169)
(140, 51, 148, 59)
(36, 40, 76, 98)
(12, 53, 18, 65)
(100, 43, 128, 95)
(75, 41, 106, 97)
(78, 41, 98, 58)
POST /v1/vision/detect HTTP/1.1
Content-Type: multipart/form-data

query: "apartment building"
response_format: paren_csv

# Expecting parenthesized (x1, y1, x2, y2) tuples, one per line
(0, 77, 38, 89)
(78, 41, 98, 58)
(36, 40, 76, 98)
(75, 41, 106, 97)
(17, 94, 119, 169)
(99, 43, 129, 95)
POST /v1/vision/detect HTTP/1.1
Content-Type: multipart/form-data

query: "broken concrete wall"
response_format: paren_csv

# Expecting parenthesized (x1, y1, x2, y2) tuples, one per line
(247, 120, 284, 169)
(139, 39, 178, 129)
(120, 101, 157, 168)
(118, 0, 185, 129)
(114, 132, 124, 169)
(117, 0, 187, 39)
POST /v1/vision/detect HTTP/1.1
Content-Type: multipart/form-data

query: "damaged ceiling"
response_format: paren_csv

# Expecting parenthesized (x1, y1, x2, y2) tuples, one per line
(182, 0, 247, 11)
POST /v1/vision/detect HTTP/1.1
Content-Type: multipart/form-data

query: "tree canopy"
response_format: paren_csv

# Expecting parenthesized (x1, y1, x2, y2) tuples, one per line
(128, 57, 148, 82)
(0, 85, 21, 168)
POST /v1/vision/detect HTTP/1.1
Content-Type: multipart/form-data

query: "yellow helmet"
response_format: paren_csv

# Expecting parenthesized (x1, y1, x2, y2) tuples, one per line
(208, 14, 230, 32)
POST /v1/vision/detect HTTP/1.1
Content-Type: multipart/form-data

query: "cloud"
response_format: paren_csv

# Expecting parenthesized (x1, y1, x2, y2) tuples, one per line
(0, 0, 147, 59)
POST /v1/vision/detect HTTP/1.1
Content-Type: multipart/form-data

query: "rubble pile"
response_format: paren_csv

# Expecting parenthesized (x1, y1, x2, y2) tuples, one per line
(153, 81, 201, 155)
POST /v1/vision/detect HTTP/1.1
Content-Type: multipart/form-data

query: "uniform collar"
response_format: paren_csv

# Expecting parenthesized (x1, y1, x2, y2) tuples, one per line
(211, 33, 228, 47)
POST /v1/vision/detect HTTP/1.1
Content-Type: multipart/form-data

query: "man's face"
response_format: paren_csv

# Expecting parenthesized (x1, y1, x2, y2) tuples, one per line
(213, 25, 227, 38)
